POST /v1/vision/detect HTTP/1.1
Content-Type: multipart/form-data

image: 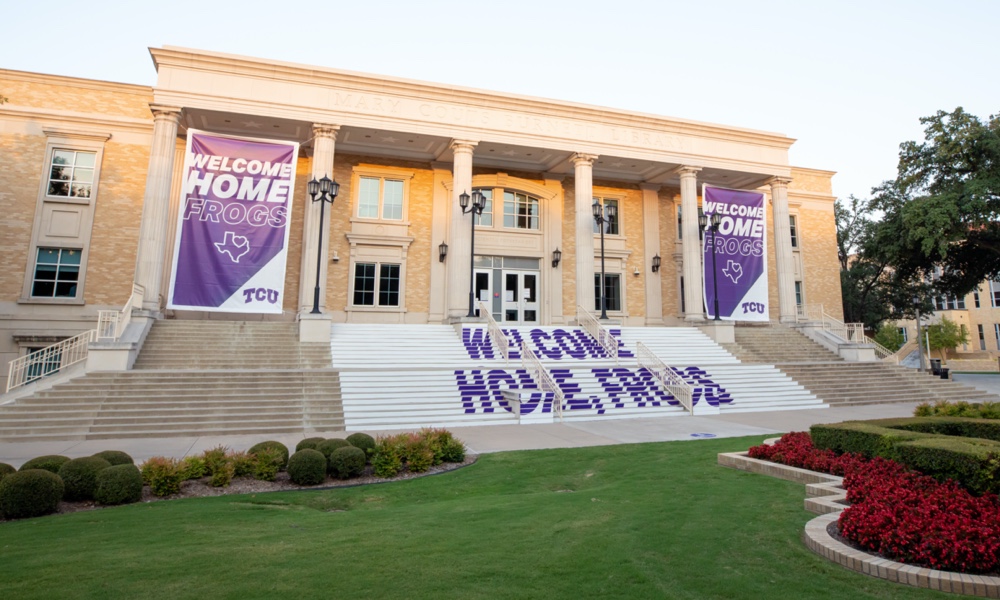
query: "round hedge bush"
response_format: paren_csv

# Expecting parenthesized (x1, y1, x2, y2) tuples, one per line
(94, 464, 143, 505)
(0, 469, 64, 519)
(329, 446, 366, 479)
(295, 437, 326, 452)
(316, 438, 351, 461)
(0, 462, 15, 483)
(287, 449, 327, 486)
(346, 433, 376, 458)
(20, 455, 70, 474)
(58, 456, 112, 501)
(248, 441, 289, 470)
(92, 450, 134, 466)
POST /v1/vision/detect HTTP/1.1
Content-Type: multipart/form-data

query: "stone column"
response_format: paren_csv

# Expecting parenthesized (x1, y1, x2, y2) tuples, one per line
(447, 141, 477, 319)
(770, 177, 798, 323)
(679, 166, 704, 322)
(298, 124, 340, 315)
(572, 153, 598, 314)
(640, 184, 663, 325)
(134, 105, 182, 313)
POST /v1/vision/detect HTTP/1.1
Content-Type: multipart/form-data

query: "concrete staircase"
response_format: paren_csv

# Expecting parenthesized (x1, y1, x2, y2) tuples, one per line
(733, 325, 843, 363)
(134, 320, 331, 369)
(0, 320, 343, 441)
(777, 362, 1000, 406)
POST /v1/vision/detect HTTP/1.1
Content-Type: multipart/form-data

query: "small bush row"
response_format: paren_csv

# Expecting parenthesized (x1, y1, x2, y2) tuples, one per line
(0, 450, 137, 520)
(748, 432, 1000, 574)
(915, 400, 1000, 420)
(372, 429, 466, 478)
(810, 418, 1000, 495)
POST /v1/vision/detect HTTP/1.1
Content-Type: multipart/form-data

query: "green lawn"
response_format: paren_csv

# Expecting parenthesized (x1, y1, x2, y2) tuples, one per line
(0, 436, 953, 599)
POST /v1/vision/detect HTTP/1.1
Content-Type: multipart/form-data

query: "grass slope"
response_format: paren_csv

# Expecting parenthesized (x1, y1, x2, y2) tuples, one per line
(0, 436, 953, 599)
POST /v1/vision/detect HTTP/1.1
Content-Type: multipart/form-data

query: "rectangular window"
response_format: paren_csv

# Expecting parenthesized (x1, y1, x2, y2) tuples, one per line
(47, 149, 96, 199)
(956, 297, 966, 310)
(789, 215, 798, 248)
(974, 292, 980, 308)
(503, 191, 539, 230)
(25, 347, 61, 382)
(592, 198, 619, 235)
(979, 324, 987, 351)
(992, 281, 1000, 308)
(352, 262, 400, 307)
(474, 188, 493, 227)
(356, 176, 404, 220)
(898, 327, 908, 342)
(31, 248, 81, 298)
(995, 324, 1000, 351)
(594, 273, 622, 312)
(794, 281, 803, 307)
(677, 205, 683, 240)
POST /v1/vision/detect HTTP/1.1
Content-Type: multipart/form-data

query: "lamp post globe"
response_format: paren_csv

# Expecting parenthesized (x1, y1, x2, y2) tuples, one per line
(307, 175, 339, 314)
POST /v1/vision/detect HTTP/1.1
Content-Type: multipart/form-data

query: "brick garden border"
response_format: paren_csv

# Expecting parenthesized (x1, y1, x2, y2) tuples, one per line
(718, 450, 1000, 598)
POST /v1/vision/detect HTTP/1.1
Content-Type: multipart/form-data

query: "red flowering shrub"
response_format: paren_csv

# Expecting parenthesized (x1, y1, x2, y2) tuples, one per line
(747, 433, 1000, 573)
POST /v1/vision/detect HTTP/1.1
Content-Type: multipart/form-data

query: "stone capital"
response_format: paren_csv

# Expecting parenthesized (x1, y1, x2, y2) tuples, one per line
(312, 124, 341, 140)
(678, 166, 702, 180)
(638, 182, 661, 192)
(450, 140, 478, 155)
(149, 104, 182, 123)
(768, 176, 792, 189)
(570, 153, 598, 167)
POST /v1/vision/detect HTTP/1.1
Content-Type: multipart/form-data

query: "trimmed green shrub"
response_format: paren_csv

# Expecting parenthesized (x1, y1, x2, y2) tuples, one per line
(810, 421, 932, 460)
(94, 464, 143, 505)
(316, 438, 351, 461)
(0, 462, 15, 483)
(0, 469, 64, 519)
(419, 428, 466, 464)
(251, 446, 284, 482)
(58, 456, 112, 501)
(329, 446, 366, 479)
(915, 400, 1000, 420)
(894, 436, 1000, 495)
(882, 416, 1000, 442)
(287, 449, 327, 485)
(248, 441, 289, 470)
(346, 433, 376, 458)
(372, 436, 404, 478)
(178, 456, 207, 480)
(92, 450, 134, 466)
(20, 455, 70, 474)
(141, 457, 182, 497)
(295, 437, 326, 452)
(201, 446, 229, 475)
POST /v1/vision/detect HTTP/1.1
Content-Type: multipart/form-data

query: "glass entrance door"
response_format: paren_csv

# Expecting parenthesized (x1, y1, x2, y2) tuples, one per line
(473, 269, 492, 317)
(502, 270, 538, 324)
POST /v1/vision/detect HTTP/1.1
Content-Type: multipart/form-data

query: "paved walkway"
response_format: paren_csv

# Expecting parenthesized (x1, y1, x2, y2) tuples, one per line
(0, 402, 921, 469)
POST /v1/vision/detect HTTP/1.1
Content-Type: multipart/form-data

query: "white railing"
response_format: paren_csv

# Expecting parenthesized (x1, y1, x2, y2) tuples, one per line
(576, 305, 619, 364)
(96, 284, 144, 341)
(478, 300, 509, 364)
(6, 329, 96, 393)
(636, 341, 695, 414)
(806, 303, 901, 363)
(521, 341, 564, 422)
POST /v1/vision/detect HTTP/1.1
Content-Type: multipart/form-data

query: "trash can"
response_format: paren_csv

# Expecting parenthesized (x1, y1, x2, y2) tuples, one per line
(929, 359, 942, 375)
(940, 368, 950, 380)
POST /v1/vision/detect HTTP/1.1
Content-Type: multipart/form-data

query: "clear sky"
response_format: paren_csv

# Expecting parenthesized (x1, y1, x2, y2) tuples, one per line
(2, 0, 997, 201)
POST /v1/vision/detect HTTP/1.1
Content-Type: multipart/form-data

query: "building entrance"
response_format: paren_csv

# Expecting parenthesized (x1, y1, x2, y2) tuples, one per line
(473, 256, 540, 325)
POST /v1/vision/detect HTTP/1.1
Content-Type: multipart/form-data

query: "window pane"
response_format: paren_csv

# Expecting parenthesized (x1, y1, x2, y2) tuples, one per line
(503, 191, 516, 228)
(74, 168, 94, 184)
(54, 281, 77, 297)
(358, 177, 380, 219)
(789, 215, 798, 247)
(48, 181, 70, 196)
(52, 150, 74, 165)
(382, 180, 403, 220)
(50, 165, 71, 181)
(32, 280, 55, 297)
(474, 189, 493, 226)
(378, 264, 400, 306)
(74, 152, 95, 167)
(71, 184, 92, 198)
(36, 248, 60, 264)
(353, 263, 375, 305)
(60, 250, 81, 265)
(605, 274, 621, 311)
(34, 264, 57, 281)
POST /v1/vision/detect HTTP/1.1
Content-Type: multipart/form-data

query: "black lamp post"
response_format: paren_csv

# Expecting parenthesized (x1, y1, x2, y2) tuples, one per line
(593, 200, 616, 320)
(913, 295, 925, 372)
(307, 175, 339, 314)
(699, 209, 722, 321)
(460, 190, 486, 318)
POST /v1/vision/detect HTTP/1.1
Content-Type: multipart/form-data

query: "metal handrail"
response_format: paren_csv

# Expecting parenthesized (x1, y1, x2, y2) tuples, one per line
(521, 341, 563, 421)
(807, 303, 901, 363)
(6, 329, 96, 393)
(576, 305, 619, 364)
(636, 341, 694, 414)
(96, 284, 144, 341)
(478, 300, 509, 363)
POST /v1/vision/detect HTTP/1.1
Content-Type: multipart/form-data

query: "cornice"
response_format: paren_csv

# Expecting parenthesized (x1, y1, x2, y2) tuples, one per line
(0, 105, 153, 136)
(151, 47, 796, 150)
(0, 68, 151, 97)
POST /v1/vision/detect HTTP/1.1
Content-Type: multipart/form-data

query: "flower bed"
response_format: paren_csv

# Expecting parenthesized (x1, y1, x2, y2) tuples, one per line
(749, 433, 1000, 574)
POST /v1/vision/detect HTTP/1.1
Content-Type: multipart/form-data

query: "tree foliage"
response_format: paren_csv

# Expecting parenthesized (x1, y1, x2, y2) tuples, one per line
(873, 323, 904, 353)
(922, 315, 970, 360)
(872, 108, 1000, 297)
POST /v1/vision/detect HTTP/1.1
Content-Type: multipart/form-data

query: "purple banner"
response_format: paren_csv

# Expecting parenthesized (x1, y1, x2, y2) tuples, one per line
(702, 185, 769, 321)
(167, 130, 298, 313)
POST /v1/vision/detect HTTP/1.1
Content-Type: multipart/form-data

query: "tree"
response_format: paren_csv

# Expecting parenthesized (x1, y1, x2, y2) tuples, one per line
(922, 315, 970, 362)
(871, 108, 1000, 297)
(835, 196, 931, 330)
(873, 323, 904, 352)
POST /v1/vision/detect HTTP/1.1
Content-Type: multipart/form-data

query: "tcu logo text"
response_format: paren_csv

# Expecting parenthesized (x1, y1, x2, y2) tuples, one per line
(242, 287, 280, 304)
(741, 302, 765, 314)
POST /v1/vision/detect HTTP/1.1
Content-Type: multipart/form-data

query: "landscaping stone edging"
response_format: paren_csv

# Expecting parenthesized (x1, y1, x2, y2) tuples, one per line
(718, 451, 1000, 598)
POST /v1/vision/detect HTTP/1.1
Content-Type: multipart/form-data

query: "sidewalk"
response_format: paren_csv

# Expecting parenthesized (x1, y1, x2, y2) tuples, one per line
(0, 402, 920, 469)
